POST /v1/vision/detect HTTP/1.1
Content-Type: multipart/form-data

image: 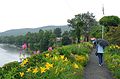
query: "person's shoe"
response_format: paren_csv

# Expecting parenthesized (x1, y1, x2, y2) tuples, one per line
(99, 64, 102, 66)
(101, 63, 103, 66)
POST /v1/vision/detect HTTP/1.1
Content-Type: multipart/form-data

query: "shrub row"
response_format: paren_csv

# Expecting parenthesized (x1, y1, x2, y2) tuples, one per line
(104, 45, 120, 79)
(0, 42, 92, 79)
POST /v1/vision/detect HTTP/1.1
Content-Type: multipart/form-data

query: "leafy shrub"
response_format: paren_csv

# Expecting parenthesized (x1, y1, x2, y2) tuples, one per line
(1, 42, 92, 79)
(104, 45, 120, 79)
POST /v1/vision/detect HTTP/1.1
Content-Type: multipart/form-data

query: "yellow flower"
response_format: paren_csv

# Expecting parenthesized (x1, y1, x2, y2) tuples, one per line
(20, 63, 25, 67)
(73, 63, 79, 69)
(118, 46, 120, 49)
(23, 59, 29, 64)
(45, 62, 53, 70)
(26, 68, 31, 72)
(64, 57, 68, 61)
(75, 55, 86, 62)
(60, 55, 64, 59)
(52, 56, 58, 61)
(33, 68, 38, 74)
(45, 53, 49, 57)
(110, 46, 112, 49)
(20, 59, 29, 67)
(19, 72, 24, 77)
(113, 46, 116, 49)
(116, 45, 120, 49)
(40, 67, 46, 73)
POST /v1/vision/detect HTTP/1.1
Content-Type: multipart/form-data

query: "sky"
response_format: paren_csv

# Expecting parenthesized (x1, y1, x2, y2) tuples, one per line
(0, 0, 120, 32)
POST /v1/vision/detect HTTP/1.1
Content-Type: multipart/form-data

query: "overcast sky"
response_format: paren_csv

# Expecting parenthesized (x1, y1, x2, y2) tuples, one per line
(0, 0, 120, 32)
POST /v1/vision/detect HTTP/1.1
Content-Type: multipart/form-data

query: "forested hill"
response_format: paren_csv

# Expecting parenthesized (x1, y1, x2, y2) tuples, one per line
(0, 25, 71, 36)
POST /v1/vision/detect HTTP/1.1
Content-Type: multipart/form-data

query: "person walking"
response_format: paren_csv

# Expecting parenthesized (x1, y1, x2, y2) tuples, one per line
(95, 39, 109, 66)
(97, 43, 104, 66)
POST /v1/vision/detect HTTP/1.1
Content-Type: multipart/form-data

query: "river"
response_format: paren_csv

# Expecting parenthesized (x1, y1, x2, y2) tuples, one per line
(0, 44, 29, 67)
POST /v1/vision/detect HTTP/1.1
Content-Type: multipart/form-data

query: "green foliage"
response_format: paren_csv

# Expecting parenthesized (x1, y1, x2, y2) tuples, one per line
(68, 14, 84, 43)
(99, 16, 120, 27)
(0, 42, 92, 79)
(90, 26, 102, 38)
(105, 27, 120, 45)
(2, 61, 19, 73)
(0, 30, 56, 52)
(62, 31, 72, 45)
(67, 12, 97, 42)
(104, 45, 120, 79)
(80, 12, 97, 42)
(54, 28, 62, 37)
(0, 67, 3, 79)
(90, 25, 109, 38)
(1, 61, 19, 79)
(62, 36, 72, 45)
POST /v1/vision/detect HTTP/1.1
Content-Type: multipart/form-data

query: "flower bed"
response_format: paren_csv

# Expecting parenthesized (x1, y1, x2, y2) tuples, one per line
(0, 42, 92, 79)
(104, 45, 120, 79)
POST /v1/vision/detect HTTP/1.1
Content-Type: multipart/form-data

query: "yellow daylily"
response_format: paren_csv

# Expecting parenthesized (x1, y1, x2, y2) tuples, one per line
(73, 63, 79, 69)
(60, 55, 64, 59)
(64, 57, 68, 61)
(45, 53, 50, 57)
(75, 55, 85, 62)
(45, 62, 53, 70)
(110, 46, 112, 49)
(33, 68, 38, 74)
(26, 68, 31, 72)
(20, 58, 29, 67)
(113, 46, 116, 49)
(20, 63, 25, 67)
(24, 59, 28, 63)
(53, 56, 58, 61)
(19, 72, 24, 77)
(40, 67, 46, 73)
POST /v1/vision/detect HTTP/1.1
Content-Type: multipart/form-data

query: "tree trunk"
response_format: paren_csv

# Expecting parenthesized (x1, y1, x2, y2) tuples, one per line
(86, 35, 89, 42)
(77, 37, 80, 43)
(84, 33, 89, 42)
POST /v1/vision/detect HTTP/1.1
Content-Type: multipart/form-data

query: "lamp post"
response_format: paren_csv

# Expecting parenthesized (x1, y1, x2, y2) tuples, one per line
(102, 25, 104, 39)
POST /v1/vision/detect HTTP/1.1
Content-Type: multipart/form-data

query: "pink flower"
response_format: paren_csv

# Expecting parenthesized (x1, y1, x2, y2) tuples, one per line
(48, 47, 52, 51)
(22, 43, 27, 49)
(37, 50, 40, 54)
(33, 51, 36, 54)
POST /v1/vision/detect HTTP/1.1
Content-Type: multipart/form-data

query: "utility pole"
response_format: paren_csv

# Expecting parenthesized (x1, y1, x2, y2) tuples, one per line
(102, 4, 104, 39)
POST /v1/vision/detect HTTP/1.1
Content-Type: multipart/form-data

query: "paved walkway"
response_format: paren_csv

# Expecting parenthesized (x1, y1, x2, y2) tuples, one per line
(84, 49, 114, 79)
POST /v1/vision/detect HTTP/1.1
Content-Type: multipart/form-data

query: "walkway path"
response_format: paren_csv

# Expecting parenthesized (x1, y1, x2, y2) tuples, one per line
(84, 49, 114, 79)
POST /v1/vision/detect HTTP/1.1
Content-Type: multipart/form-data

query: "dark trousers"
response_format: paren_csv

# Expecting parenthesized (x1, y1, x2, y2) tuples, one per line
(97, 53, 103, 65)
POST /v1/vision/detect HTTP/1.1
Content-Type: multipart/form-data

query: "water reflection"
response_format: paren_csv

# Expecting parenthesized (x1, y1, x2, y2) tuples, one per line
(0, 44, 28, 67)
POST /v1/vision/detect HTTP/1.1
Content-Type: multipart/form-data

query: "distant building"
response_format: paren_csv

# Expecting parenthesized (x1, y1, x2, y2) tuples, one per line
(56, 37, 62, 42)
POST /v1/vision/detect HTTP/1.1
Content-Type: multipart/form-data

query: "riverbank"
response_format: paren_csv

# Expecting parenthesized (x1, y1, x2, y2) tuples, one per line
(0, 44, 29, 67)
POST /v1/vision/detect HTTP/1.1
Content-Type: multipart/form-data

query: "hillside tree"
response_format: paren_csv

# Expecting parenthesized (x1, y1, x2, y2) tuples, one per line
(68, 12, 96, 42)
(54, 28, 62, 37)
